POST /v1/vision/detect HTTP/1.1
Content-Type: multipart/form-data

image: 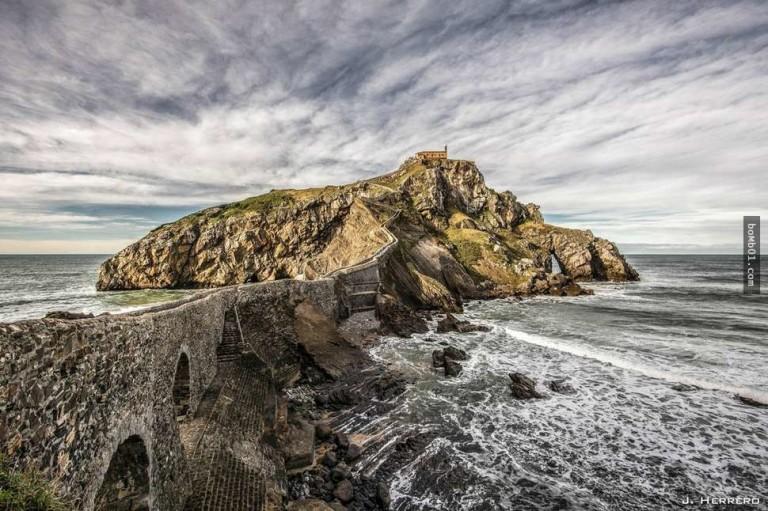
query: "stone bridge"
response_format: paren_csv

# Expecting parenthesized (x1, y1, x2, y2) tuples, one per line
(0, 218, 400, 510)
(0, 280, 340, 510)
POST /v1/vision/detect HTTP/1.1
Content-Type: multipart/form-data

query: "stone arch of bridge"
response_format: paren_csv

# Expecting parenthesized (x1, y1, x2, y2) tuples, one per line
(172, 348, 192, 421)
(94, 431, 153, 511)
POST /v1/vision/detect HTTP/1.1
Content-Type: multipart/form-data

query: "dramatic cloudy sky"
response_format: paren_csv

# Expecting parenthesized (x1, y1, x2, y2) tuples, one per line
(1, 0, 766, 254)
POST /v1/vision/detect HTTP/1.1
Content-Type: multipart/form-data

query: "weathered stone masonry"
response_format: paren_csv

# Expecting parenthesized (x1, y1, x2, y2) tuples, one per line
(0, 278, 341, 510)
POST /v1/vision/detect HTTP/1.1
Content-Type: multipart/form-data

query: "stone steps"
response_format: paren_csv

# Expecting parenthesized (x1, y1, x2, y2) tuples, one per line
(348, 290, 378, 313)
(183, 360, 272, 511)
(217, 310, 242, 364)
(351, 305, 377, 313)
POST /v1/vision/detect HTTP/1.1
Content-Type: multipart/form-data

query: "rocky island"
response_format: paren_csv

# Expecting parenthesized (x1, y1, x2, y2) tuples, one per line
(98, 155, 637, 303)
(1, 154, 637, 511)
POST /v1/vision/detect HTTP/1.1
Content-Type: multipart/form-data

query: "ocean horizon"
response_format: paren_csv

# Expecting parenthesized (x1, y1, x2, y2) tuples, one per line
(0, 253, 759, 323)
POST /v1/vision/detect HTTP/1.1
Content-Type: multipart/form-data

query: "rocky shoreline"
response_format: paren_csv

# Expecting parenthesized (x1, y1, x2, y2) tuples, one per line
(278, 299, 517, 511)
(276, 305, 415, 511)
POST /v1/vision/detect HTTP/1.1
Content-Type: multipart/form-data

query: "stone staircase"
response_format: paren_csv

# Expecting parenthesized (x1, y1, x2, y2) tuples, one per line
(343, 268, 381, 313)
(216, 309, 242, 363)
(180, 304, 278, 511)
(182, 355, 273, 511)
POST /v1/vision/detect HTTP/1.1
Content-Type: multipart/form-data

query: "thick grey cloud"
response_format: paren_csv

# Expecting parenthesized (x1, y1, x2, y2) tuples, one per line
(1, 0, 766, 253)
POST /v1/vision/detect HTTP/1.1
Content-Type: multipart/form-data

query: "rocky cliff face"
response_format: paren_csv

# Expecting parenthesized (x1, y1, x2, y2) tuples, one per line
(98, 157, 638, 306)
(98, 188, 388, 290)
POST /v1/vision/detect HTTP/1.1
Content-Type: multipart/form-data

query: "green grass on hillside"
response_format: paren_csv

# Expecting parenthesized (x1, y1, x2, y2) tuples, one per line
(369, 160, 427, 189)
(444, 227, 492, 267)
(0, 457, 68, 510)
(212, 189, 296, 220)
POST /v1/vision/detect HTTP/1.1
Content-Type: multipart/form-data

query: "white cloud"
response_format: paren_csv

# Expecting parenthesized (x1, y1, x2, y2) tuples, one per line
(0, 0, 766, 253)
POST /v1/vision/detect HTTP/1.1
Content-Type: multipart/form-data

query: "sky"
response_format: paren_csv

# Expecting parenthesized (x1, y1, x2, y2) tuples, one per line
(1, 0, 766, 254)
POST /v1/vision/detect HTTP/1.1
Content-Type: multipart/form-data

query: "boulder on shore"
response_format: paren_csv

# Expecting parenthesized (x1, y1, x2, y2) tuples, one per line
(280, 420, 316, 470)
(376, 293, 429, 337)
(333, 479, 354, 503)
(294, 300, 369, 380)
(44, 311, 95, 320)
(287, 499, 336, 511)
(315, 422, 333, 441)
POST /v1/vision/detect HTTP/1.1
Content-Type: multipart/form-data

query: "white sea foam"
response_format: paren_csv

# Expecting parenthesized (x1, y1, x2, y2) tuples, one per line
(500, 325, 768, 405)
(365, 257, 768, 509)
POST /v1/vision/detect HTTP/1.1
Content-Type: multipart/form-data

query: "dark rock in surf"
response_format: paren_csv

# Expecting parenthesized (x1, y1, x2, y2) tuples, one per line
(317, 388, 358, 408)
(377, 481, 392, 509)
(445, 359, 463, 377)
(346, 443, 362, 462)
(736, 395, 767, 407)
(671, 383, 699, 392)
(529, 272, 593, 297)
(444, 346, 469, 361)
(509, 372, 543, 399)
(369, 373, 408, 401)
(432, 346, 468, 377)
(565, 282, 592, 296)
(432, 349, 445, 368)
(516, 477, 537, 488)
(546, 379, 576, 394)
(436, 313, 490, 333)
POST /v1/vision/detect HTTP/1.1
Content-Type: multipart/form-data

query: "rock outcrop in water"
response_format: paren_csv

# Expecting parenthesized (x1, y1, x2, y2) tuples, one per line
(98, 157, 638, 306)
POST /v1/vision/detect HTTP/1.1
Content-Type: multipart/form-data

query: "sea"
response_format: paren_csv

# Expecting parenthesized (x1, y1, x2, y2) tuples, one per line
(2, 254, 766, 509)
(357, 255, 768, 510)
(0, 254, 191, 322)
